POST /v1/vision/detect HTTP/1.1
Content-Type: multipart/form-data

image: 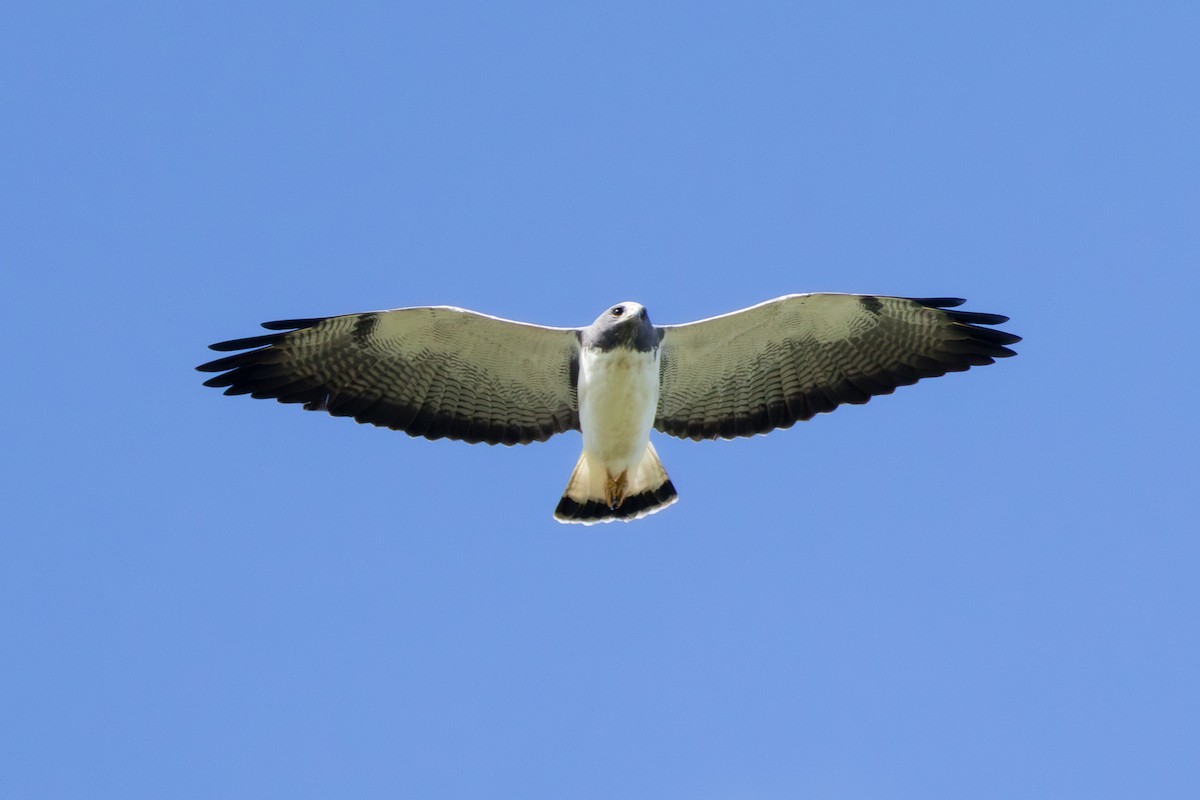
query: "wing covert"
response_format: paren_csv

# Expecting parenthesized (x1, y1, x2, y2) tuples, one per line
(198, 306, 582, 445)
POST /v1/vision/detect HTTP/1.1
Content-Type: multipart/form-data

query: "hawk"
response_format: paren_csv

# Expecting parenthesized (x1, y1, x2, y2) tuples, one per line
(197, 293, 1019, 524)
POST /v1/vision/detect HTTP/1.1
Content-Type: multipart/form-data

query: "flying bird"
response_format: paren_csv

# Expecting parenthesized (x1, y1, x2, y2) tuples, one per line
(197, 294, 1018, 524)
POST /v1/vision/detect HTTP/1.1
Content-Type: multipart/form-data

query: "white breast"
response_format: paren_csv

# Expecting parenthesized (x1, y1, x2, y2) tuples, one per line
(577, 346, 661, 473)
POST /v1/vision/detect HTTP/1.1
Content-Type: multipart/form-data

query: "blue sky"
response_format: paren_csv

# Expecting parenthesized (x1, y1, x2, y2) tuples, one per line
(3, 2, 1197, 797)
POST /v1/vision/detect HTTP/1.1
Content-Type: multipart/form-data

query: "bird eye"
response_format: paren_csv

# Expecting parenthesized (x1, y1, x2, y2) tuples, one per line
(612, 306, 624, 317)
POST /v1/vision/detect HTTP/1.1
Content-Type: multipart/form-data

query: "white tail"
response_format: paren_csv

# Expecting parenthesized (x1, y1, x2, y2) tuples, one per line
(554, 441, 678, 524)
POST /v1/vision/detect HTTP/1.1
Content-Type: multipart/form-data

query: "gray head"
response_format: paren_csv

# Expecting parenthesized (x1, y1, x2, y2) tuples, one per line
(581, 301, 659, 352)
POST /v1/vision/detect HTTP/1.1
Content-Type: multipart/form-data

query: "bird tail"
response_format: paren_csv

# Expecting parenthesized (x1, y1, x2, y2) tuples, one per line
(554, 441, 678, 525)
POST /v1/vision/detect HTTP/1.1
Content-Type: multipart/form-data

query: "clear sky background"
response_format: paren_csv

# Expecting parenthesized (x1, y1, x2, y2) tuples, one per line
(3, 2, 1198, 798)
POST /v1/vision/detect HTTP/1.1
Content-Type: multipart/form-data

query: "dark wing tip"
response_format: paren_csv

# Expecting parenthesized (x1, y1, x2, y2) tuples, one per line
(260, 318, 325, 331)
(910, 297, 966, 309)
(206, 333, 284, 352)
(943, 309, 1010, 326)
(199, 317, 330, 369)
(196, 350, 268, 373)
(971, 327, 1022, 348)
(909, 295, 1021, 352)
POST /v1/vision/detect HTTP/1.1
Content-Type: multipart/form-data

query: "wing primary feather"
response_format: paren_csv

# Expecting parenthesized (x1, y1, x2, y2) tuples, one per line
(213, 374, 294, 394)
(955, 324, 1022, 348)
(943, 309, 1010, 326)
(909, 297, 966, 308)
(207, 333, 286, 352)
(260, 318, 325, 331)
(197, 350, 276, 373)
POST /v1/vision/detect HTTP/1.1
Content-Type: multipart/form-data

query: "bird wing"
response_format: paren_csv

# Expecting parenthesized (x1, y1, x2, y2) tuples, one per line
(654, 293, 1019, 440)
(198, 306, 582, 445)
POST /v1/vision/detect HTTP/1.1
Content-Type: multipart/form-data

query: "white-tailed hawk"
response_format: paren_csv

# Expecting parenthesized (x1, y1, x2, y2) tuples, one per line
(197, 293, 1019, 524)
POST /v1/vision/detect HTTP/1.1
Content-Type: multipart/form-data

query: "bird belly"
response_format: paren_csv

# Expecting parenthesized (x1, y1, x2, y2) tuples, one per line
(578, 346, 660, 474)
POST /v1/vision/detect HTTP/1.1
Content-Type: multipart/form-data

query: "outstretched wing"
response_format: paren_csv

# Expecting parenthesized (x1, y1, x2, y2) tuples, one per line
(655, 294, 1019, 440)
(197, 307, 582, 445)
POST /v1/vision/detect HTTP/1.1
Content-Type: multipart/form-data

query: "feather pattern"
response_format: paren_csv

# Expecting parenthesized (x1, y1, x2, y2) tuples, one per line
(654, 294, 1020, 440)
(197, 307, 582, 445)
